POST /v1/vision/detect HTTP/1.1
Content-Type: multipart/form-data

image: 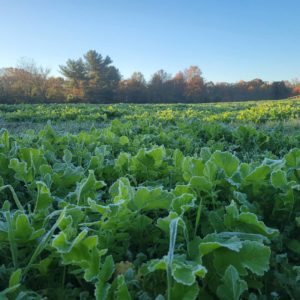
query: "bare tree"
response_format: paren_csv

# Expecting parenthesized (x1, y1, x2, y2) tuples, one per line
(17, 58, 51, 100)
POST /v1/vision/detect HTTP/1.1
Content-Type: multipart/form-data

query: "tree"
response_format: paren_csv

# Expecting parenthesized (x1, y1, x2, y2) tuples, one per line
(46, 77, 66, 102)
(59, 58, 87, 101)
(184, 66, 206, 102)
(17, 58, 51, 100)
(0, 54, 296, 103)
(59, 58, 86, 86)
(118, 72, 147, 103)
(291, 79, 300, 96)
(167, 72, 186, 102)
(0, 59, 51, 103)
(148, 70, 171, 102)
(60, 50, 120, 102)
(271, 81, 290, 100)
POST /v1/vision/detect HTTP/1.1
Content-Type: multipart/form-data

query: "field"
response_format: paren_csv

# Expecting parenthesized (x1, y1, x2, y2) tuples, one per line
(0, 100, 300, 299)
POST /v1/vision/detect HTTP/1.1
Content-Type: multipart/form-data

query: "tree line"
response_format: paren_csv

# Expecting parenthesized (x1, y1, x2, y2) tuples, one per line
(0, 50, 299, 104)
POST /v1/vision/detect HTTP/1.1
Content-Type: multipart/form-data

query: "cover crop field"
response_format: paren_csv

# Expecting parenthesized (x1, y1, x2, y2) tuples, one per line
(0, 100, 300, 299)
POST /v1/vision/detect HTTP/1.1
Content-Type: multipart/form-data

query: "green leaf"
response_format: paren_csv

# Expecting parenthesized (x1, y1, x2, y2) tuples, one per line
(115, 152, 130, 174)
(34, 181, 53, 212)
(210, 151, 239, 177)
(243, 164, 271, 184)
(224, 201, 239, 220)
(9, 269, 22, 288)
(200, 147, 211, 162)
(171, 193, 196, 215)
(287, 239, 300, 254)
(271, 170, 288, 189)
(115, 275, 131, 300)
(99, 255, 115, 282)
(131, 187, 173, 211)
(171, 256, 207, 285)
(199, 234, 243, 256)
(173, 185, 192, 196)
(147, 258, 167, 272)
(119, 136, 129, 145)
(32, 256, 53, 275)
(75, 170, 106, 205)
(224, 201, 279, 238)
(88, 199, 111, 215)
(9, 158, 33, 183)
(0, 154, 10, 177)
(182, 157, 205, 181)
(216, 265, 247, 300)
(130, 146, 166, 176)
(233, 192, 254, 210)
(237, 212, 279, 238)
(170, 282, 199, 300)
(95, 280, 111, 300)
(147, 255, 207, 286)
(189, 176, 212, 193)
(63, 149, 73, 164)
(239, 163, 250, 178)
(19, 148, 46, 175)
(157, 212, 181, 234)
(0, 285, 20, 298)
(203, 160, 218, 182)
(18, 147, 43, 166)
(52, 230, 106, 281)
(52, 164, 84, 192)
(0, 129, 9, 149)
(14, 214, 33, 241)
(52, 230, 74, 253)
(109, 177, 134, 203)
(214, 241, 271, 276)
(148, 146, 166, 167)
(285, 148, 300, 168)
(173, 149, 184, 169)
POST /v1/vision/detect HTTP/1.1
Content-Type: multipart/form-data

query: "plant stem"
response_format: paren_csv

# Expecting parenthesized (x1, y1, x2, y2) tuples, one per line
(0, 185, 24, 212)
(23, 207, 66, 277)
(194, 196, 203, 238)
(5, 211, 18, 268)
(167, 218, 179, 300)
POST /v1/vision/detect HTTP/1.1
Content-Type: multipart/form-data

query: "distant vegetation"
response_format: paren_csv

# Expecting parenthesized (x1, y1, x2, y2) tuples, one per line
(0, 50, 299, 104)
(1, 100, 300, 126)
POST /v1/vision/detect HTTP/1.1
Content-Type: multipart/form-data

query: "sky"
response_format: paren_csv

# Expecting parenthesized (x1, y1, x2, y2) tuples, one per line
(0, 0, 299, 82)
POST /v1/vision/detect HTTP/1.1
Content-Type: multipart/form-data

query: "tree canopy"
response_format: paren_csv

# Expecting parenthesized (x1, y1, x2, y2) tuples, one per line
(0, 50, 298, 104)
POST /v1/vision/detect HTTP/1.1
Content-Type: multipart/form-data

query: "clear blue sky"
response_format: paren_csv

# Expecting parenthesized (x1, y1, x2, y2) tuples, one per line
(0, 0, 299, 82)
